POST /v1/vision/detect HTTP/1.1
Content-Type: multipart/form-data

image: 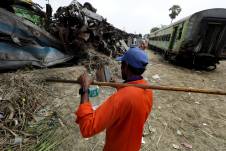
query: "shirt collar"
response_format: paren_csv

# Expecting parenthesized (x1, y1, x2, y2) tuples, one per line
(124, 75, 143, 83)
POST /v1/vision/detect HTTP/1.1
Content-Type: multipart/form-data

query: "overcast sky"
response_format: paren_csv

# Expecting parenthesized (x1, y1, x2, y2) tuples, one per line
(33, 0, 226, 34)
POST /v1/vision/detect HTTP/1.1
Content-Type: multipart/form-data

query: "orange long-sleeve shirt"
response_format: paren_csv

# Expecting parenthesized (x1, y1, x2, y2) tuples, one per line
(75, 79, 153, 151)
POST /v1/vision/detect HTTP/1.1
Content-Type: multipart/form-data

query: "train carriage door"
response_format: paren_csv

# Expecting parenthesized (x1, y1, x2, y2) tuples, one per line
(169, 26, 178, 50)
(199, 19, 225, 55)
(221, 44, 226, 59)
(215, 25, 226, 58)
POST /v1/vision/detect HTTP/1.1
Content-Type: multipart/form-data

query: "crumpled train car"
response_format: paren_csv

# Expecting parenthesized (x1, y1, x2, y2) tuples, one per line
(0, 2, 72, 70)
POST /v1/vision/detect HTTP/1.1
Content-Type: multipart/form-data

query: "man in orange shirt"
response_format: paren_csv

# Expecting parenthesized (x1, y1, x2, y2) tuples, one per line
(76, 47, 153, 151)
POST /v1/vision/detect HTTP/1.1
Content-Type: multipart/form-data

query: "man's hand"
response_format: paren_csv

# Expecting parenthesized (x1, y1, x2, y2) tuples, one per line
(77, 72, 93, 89)
(77, 72, 93, 104)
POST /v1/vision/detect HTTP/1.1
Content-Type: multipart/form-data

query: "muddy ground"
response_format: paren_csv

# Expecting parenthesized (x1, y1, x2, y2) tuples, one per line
(2, 50, 226, 151)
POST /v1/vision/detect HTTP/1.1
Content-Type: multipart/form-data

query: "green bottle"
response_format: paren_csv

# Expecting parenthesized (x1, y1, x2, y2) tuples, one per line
(88, 86, 99, 97)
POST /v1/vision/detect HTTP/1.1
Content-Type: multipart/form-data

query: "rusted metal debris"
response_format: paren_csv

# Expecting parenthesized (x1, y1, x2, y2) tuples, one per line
(48, 0, 139, 58)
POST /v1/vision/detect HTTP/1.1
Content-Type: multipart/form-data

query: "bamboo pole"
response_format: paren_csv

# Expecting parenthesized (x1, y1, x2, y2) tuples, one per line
(45, 78, 226, 96)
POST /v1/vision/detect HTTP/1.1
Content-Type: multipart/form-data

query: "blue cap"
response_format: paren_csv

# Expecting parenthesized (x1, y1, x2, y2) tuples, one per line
(116, 47, 148, 69)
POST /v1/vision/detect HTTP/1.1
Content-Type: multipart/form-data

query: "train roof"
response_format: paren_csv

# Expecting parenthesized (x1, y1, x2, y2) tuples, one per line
(192, 8, 226, 16)
(190, 8, 226, 21)
(150, 16, 191, 35)
(150, 8, 226, 35)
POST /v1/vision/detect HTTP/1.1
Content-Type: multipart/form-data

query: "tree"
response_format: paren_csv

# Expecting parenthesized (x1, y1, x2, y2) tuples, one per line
(169, 5, 182, 23)
(150, 27, 160, 33)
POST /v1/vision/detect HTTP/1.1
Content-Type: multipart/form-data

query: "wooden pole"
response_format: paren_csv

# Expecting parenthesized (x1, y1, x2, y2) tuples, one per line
(45, 78, 226, 96)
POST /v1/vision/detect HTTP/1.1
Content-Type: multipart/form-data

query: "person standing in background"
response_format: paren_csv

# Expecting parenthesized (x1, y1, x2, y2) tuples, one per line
(139, 39, 148, 51)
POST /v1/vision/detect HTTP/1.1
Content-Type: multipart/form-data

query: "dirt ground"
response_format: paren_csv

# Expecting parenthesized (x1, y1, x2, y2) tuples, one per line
(141, 51, 226, 151)
(53, 50, 226, 151)
(2, 50, 226, 151)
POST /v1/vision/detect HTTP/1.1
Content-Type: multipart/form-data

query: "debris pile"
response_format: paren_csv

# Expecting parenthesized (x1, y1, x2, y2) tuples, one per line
(0, 0, 140, 70)
(81, 49, 121, 78)
(48, 0, 137, 58)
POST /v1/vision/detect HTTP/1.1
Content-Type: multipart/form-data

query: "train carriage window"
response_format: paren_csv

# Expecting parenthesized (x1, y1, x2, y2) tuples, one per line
(150, 34, 172, 41)
(166, 35, 169, 41)
(177, 23, 184, 40)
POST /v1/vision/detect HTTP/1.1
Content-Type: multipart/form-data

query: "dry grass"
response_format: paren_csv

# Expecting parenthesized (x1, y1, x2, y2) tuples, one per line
(0, 72, 66, 151)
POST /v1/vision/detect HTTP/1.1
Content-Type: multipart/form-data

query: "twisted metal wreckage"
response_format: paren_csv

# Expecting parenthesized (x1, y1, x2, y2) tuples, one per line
(0, 0, 140, 70)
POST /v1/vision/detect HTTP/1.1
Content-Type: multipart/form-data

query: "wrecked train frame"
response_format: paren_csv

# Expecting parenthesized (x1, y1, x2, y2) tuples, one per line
(0, 7, 72, 70)
(0, 0, 136, 70)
